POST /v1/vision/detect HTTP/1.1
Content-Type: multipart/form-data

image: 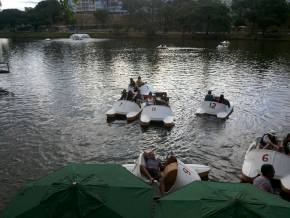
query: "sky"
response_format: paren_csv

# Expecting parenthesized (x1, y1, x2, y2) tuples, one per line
(1, 0, 41, 10)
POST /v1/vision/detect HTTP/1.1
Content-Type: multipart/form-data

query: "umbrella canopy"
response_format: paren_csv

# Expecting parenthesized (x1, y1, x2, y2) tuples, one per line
(155, 181, 290, 218)
(2, 164, 154, 218)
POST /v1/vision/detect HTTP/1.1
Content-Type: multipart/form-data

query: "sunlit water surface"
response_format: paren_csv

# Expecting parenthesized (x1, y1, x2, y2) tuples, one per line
(0, 37, 290, 211)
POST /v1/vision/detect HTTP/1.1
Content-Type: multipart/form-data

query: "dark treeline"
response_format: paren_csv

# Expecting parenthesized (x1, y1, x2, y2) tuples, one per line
(0, 0, 71, 31)
(0, 0, 289, 35)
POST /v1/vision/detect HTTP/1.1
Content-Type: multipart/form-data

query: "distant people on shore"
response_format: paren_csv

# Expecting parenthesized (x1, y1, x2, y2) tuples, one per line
(253, 164, 275, 194)
(259, 131, 281, 150)
(283, 133, 290, 155)
(136, 76, 145, 87)
(204, 90, 214, 101)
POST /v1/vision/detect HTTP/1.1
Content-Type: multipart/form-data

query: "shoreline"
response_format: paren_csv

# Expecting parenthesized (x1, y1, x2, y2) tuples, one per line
(1, 31, 290, 41)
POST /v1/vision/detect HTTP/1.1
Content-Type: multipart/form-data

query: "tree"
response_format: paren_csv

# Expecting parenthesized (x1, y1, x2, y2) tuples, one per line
(232, 0, 289, 34)
(0, 9, 28, 31)
(194, 0, 231, 35)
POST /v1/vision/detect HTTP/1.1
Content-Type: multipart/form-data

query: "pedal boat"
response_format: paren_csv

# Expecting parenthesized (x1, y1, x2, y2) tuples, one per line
(140, 104, 174, 128)
(123, 153, 210, 194)
(106, 100, 141, 121)
(241, 137, 290, 196)
(196, 101, 233, 119)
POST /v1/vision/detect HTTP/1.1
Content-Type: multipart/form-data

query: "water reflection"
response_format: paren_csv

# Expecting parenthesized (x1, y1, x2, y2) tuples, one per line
(0, 38, 10, 62)
(0, 38, 290, 211)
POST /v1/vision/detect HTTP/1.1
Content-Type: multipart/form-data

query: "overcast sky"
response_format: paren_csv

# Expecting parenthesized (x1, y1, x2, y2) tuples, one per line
(1, 0, 41, 10)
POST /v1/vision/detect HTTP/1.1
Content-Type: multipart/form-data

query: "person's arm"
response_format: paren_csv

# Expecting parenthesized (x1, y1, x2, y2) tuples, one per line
(140, 165, 154, 182)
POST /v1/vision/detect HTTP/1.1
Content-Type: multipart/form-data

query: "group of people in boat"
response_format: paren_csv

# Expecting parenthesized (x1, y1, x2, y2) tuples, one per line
(120, 76, 169, 106)
(204, 90, 230, 107)
(258, 130, 290, 156)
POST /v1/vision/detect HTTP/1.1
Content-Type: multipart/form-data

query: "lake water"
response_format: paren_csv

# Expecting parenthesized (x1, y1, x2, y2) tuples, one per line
(0, 37, 290, 211)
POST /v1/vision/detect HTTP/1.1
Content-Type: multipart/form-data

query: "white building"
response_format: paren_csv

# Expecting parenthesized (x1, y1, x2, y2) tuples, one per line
(69, 0, 127, 14)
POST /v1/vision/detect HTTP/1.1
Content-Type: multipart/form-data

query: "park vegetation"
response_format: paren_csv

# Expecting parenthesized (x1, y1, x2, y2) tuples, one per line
(0, 0, 289, 36)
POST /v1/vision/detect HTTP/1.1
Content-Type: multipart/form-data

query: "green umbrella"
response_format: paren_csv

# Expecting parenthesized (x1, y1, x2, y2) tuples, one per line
(155, 181, 290, 218)
(2, 164, 154, 218)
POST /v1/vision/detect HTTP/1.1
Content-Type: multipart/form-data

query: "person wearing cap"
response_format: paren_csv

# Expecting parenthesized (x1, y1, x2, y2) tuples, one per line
(204, 90, 214, 101)
(259, 131, 280, 150)
(136, 76, 145, 87)
(253, 164, 275, 194)
(282, 133, 290, 155)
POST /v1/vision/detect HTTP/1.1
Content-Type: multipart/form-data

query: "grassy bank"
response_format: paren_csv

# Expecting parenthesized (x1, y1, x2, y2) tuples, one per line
(1, 31, 290, 41)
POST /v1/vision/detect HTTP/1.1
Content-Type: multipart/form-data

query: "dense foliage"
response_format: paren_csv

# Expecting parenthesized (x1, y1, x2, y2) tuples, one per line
(0, 0, 289, 35)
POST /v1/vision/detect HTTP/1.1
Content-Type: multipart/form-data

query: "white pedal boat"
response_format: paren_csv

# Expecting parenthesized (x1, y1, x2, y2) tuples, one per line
(157, 45, 167, 49)
(241, 138, 290, 194)
(70, 34, 91, 40)
(140, 105, 174, 128)
(139, 84, 154, 96)
(106, 100, 141, 121)
(123, 153, 210, 194)
(196, 101, 233, 119)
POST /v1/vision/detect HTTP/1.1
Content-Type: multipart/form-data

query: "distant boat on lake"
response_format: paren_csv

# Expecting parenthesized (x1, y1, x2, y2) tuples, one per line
(70, 34, 91, 40)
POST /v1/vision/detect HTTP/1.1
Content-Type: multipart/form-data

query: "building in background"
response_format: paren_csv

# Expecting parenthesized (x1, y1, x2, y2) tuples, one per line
(69, 0, 127, 14)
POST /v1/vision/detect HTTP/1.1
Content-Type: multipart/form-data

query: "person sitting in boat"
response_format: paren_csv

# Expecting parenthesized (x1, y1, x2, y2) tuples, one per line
(283, 133, 290, 155)
(204, 90, 214, 101)
(259, 131, 280, 150)
(136, 76, 145, 87)
(218, 94, 230, 107)
(146, 92, 155, 106)
(127, 90, 134, 101)
(140, 150, 162, 182)
(253, 164, 275, 194)
(140, 149, 166, 195)
(133, 90, 143, 105)
(129, 78, 137, 90)
(120, 89, 127, 100)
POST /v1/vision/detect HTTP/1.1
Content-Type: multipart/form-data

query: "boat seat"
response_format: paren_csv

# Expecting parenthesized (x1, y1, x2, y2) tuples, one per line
(162, 162, 178, 193)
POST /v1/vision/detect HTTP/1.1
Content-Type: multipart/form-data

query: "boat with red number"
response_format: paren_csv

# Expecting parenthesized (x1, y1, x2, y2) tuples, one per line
(123, 151, 210, 195)
(140, 92, 174, 128)
(196, 100, 233, 119)
(241, 137, 290, 197)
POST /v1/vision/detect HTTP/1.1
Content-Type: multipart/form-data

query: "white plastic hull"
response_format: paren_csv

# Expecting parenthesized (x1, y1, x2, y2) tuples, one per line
(196, 101, 233, 119)
(139, 84, 154, 96)
(70, 34, 90, 40)
(106, 100, 141, 121)
(122, 153, 210, 194)
(241, 140, 290, 193)
(140, 105, 174, 127)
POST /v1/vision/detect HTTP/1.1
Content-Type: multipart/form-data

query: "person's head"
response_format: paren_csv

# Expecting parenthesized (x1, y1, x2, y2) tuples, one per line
(130, 78, 134, 82)
(138, 76, 141, 80)
(149, 92, 152, 96)
(144, 149, 156, 159)
(122, 89, 126, 93)
(208, 90, 212, 95)
(261, 164, 275, 179)
(220, 94, 224, 100)
(268, 130, 277, 139)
